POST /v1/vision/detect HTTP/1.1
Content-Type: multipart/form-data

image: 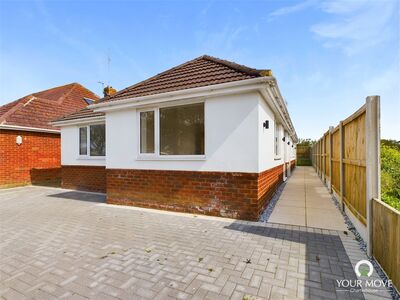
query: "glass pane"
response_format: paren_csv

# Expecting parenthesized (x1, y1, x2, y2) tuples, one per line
(90, 124, 106, 156)
(160, 103, 204, 155)
(79, 127, 87, 155)
(140, 111, 155, 153)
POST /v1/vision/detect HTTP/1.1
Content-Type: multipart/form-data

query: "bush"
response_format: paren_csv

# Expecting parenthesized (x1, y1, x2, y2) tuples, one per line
(381, 140, 400, 211)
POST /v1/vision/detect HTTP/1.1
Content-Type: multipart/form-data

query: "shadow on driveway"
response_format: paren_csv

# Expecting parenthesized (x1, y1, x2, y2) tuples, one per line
(224, 221, 364, 299)
(48, 191, 106, 203)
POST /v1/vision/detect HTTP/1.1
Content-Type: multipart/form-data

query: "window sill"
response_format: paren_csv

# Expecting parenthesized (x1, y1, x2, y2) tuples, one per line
(77, 156, 106, 160)
(136, 155, 206, 161)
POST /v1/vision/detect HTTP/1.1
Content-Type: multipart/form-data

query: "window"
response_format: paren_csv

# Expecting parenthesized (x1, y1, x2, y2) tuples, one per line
(79, 124, 106, 157)
(79, 127, 87, 155)
(160, 103, 204, 155)
(139, 102, 205, 157)
(274, 122, 280, 157)
(140, 111, 155, 153)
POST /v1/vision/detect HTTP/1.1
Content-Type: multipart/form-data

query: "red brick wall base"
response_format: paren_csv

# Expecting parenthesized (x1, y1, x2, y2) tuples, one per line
(107, 165, 284, 221)
(0, 130, 61, 188)
(62, 165, 106, 193)
(257, 165, 285, 214)
(290, 160, 296, 171)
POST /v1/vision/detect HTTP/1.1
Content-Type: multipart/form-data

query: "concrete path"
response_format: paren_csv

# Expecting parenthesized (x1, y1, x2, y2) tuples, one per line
(268, 166, 347, 231)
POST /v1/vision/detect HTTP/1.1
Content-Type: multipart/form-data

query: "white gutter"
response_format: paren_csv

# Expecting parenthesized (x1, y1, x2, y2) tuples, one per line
(55, 76, 297, 139)
(0, 124, 60, 134)
(271, 84, 298, 142)
(51, 115, 106, 127)
(89, 77, 271, 112)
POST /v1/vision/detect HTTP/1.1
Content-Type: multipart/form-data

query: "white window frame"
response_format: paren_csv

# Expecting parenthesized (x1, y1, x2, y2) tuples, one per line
(274, 122, 281, 160)
(137, 99, 206, 161)
(77, 123, 106, 159)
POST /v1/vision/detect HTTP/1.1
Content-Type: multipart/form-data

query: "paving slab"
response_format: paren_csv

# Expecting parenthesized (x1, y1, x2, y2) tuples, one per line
(0, 185, 392, 299)
(268, 166, 347, 231)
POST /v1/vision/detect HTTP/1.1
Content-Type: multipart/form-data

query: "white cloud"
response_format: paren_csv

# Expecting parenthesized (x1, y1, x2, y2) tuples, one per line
(195, 24, 248, 56)
(311, 0, 397, 55)
(268, 0, 316, 21)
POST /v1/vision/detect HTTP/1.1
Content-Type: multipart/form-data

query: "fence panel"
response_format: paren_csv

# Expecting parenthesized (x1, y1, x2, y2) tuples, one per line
(343, 107, 367, 225)
(331, 127, 340, 194)
(296, 145, 312, 166)
(372, 198, 400, 291)
(324, 131, 330, 180)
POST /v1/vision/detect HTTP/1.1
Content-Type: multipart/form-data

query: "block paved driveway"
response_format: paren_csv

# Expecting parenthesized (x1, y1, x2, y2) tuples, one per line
(0, 186, 390, 300)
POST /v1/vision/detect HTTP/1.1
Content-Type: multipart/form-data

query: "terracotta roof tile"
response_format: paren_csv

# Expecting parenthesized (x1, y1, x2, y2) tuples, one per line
(54, 55, 269, 123)
(0, 83, 99, 131)
(53, 107, 104, 123)
(102, 55, 266, 102)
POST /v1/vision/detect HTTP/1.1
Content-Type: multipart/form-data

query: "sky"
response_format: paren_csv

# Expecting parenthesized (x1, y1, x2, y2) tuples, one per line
(0, 0, 399, 140)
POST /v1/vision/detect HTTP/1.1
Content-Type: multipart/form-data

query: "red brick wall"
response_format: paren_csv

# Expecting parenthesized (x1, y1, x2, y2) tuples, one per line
(0, 129, 61, 188)
(107, 164, 284, 221)
(290, 159, 296, 171)
(257, 164, 284, 213)
(62, 165, 106, 193)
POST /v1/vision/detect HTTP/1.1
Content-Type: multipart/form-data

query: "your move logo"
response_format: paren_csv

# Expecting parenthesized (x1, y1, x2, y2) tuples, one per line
(336, 259, 393, 293)
(354, 260, 373, 277)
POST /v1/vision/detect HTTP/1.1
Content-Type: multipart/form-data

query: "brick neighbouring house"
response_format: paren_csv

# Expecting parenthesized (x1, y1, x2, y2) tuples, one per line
(52, 56, 297, 220)
(0, 83, 99, 188)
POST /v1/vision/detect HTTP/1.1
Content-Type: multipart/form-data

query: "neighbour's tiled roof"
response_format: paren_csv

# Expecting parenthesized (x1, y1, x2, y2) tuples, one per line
(53, 55, 270, 123)
(53, 107, 105, 123)
(0, 83, 99, 131)
(102, 55, 266, 103)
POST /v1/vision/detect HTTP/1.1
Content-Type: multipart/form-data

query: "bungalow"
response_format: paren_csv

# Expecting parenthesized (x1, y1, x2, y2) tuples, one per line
(0, 83, 99, 188)
(52, 56, 297, 220)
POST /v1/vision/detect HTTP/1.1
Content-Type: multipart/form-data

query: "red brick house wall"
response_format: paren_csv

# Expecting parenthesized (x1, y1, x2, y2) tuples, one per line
(62, 165, 106, 193)
(257, 164, 285, 213)
(290, 159, 296, 171)
(106, 164, 286, 221)
(0, 129, 61, 188)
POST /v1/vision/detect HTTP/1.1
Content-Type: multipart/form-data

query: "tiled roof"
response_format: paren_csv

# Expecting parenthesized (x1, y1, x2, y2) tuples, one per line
(101, 55, 266, 103)
(0, 83, 99, 131)
(53, 55, 269, 123)
(53, 107, 104, 123)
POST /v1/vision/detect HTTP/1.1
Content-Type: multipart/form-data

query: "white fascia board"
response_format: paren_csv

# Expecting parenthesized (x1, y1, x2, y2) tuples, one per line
(271, 84, 298, 142)
(260, 87, 298, 142)
(89, 77, 272, 112)
(0, 124, 60, 134)
(51, 116, 106, 127)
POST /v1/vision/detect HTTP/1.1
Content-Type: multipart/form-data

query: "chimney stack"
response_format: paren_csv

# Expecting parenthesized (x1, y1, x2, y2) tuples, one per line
(103, 86, 117, 97)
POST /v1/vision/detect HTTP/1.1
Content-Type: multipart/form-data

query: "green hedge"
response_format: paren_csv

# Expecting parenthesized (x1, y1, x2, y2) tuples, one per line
(381, 140, 400, 211)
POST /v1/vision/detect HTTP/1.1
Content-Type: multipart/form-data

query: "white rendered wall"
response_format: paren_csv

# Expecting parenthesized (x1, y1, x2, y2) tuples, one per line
(61, 125, 106, 166)
(106, 92, 260, 172)
(258, 96, 286, 173)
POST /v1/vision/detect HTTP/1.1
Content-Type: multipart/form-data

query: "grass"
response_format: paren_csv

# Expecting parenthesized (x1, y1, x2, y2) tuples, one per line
(381, 140, 400, 211)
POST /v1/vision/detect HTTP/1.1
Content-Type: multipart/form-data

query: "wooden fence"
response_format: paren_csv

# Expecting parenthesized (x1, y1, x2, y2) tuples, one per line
(372, 198, 400, 291)
(296, 145, 312, 166)
(311, 96, 399, 292)
(311, 97, 375, 230)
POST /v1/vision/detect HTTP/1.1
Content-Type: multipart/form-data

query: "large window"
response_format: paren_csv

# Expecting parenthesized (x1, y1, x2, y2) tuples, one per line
(139, 102, 204, 157)
(79, 124, 106, 157)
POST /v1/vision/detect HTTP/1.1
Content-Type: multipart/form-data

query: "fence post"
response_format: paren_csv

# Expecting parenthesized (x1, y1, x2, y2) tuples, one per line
(365, 96, 380, 257)
(329, 126, 333, 193)
(319, 139, 322, 177)
(321, 135, 326, 183)
(339, 121, 344, 211)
